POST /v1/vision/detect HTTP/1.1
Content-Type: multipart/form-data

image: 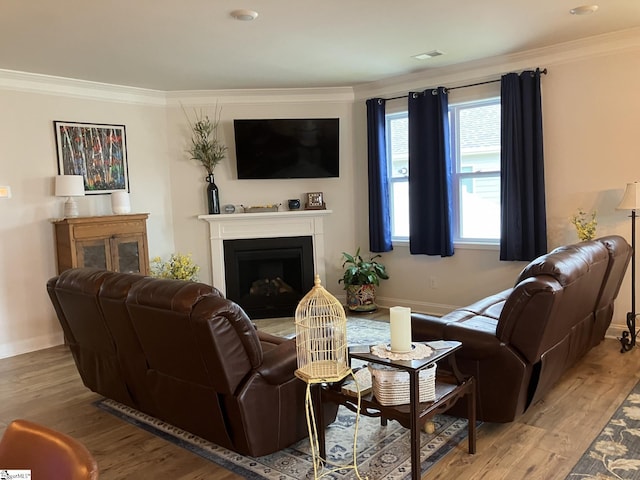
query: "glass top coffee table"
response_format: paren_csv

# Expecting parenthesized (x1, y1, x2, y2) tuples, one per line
(316, 340, 476, 480)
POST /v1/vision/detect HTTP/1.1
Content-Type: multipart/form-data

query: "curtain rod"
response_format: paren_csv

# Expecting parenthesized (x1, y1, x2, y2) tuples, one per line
(384, 67, 548, 101)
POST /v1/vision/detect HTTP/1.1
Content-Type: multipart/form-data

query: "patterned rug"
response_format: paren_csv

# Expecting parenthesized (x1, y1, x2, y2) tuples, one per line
(565, 379, 640, 479)
(97, 398, 472, 480)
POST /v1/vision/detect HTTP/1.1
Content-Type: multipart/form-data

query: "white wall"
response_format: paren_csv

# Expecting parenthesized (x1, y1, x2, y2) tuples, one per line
(0, 28, 638, 358)
(0, 78, 175, 358)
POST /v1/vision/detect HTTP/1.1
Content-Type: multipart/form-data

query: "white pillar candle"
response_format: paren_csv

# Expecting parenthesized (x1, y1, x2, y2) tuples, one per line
(390, 306, 412, 353)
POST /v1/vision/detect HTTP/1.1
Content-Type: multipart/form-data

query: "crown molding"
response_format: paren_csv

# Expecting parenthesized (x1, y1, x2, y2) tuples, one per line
(166, 87, 355, 105)
(1, 26, 636, 106)
(0, 69, 167, 105)
(354, 27, 640, 101)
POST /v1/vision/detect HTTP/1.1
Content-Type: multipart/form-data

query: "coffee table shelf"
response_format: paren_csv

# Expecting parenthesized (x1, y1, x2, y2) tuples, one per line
(316, 341, 476, 480)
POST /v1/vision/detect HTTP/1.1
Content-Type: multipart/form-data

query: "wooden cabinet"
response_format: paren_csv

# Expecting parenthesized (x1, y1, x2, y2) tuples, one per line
(54, 214, 150, 275)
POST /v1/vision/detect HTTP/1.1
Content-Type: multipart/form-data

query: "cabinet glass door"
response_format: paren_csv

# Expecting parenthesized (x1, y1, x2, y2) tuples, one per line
(113, 236, 142, 273)
(77, 239, 109, 270)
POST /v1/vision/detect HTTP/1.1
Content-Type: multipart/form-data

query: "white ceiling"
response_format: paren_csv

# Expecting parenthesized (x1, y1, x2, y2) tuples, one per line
(1, 1, 639, 92)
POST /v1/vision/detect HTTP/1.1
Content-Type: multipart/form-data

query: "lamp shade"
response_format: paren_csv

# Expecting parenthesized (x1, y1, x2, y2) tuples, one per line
(617, 182, 640, 211)
(55, 175, 85, 197)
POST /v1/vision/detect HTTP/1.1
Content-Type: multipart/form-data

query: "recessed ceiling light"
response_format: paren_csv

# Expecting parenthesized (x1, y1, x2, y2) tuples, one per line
(570, 5, 599, 15)
(230, 9, 258, 21)
(412, 50, 444, 60)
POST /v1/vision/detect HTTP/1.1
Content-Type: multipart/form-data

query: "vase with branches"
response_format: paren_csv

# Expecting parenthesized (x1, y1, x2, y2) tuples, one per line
(184, 104, 227, 214)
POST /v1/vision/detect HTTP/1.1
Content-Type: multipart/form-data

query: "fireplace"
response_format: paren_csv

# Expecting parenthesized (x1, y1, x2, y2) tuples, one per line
(224, 236, 314, 318)
(198, 210, 331, 314)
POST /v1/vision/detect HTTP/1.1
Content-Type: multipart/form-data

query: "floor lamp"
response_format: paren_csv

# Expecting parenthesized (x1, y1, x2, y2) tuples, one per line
(617, 181, 640, 352)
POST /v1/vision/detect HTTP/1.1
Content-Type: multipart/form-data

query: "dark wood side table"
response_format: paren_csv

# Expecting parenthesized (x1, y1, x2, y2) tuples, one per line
(317, 340, 476, 480)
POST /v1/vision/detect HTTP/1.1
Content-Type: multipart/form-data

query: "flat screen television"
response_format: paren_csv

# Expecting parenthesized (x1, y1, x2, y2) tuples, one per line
(234, 118, 339, 179)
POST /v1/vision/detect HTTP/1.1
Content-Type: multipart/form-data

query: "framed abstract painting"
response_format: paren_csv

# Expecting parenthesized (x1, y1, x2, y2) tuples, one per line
(54, 121, 129, 194)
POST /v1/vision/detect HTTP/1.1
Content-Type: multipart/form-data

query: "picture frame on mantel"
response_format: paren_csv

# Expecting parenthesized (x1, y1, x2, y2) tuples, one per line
(54, 120, 129, 194)
(305, 192, 326, 210)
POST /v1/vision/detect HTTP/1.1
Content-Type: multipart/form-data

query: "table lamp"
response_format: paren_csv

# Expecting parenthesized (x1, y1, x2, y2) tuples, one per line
(55, 175, 85, 218)
(617, 181, 640, 352)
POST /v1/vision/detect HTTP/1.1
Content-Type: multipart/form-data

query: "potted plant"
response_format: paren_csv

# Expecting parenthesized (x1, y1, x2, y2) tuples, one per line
(570, 208, 597, 241)
(339, 248, 389, 312)
(150, 253, 200, 281)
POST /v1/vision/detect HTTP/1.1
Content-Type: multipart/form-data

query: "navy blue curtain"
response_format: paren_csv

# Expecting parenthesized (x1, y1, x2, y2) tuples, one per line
(500, 70, 547, 261)
(366, 98, 393, 252)
(408, 87, 454, 256)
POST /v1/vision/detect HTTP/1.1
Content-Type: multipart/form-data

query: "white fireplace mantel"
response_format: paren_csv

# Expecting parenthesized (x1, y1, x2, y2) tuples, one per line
(198, 210, 332, 295)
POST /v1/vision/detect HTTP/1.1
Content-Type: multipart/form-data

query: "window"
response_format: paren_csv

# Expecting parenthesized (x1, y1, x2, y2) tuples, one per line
(385, 97, 501, 244)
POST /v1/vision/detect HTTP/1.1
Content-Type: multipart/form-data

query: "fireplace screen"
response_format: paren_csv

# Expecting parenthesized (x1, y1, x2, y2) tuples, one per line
(223, 236, 315, 319)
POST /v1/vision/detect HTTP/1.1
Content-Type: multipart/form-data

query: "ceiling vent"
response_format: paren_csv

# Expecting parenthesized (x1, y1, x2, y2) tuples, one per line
(412, 50, 445, 60)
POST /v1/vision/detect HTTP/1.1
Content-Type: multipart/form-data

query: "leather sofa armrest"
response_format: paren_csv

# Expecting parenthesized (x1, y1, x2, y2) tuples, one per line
(445, 321, 506, 359)
(257, 329, 289, 348)
(255, 337, 299, 385)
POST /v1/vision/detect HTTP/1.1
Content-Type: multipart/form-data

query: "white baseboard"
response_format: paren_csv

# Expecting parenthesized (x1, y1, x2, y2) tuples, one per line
(0, 332, 64, 360)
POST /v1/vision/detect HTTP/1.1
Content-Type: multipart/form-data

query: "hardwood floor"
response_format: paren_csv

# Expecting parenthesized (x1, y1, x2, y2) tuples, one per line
(0, 319, 639, 479)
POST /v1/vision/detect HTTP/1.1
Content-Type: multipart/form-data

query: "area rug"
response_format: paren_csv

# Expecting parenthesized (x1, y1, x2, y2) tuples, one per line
(565, 379, 640, 479)
(269, 315, 394, 345)
(97, 398, 473, 480)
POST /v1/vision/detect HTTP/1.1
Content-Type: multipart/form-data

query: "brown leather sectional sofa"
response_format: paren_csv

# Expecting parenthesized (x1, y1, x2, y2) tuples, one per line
(47, 268, 337, 457)
(411, 235, 631, 423)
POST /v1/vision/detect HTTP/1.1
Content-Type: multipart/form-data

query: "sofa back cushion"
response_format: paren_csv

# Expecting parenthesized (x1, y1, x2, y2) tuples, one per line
(97, 271, 155, 413)
(497, 240, 609, 363)
(125, 277, 261, 395)
(46, 268, 135, 406)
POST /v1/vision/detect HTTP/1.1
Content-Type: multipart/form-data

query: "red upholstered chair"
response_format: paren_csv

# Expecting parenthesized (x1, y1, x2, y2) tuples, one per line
(0, 419, 98, 479)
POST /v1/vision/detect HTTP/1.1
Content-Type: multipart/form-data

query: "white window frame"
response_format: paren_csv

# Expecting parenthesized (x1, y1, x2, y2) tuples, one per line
(384, 93, 501, 247)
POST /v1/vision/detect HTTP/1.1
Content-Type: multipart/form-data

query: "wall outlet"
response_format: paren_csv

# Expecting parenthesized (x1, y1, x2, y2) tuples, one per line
(429, 276, 438, 289)
(0, 186, 11, 198)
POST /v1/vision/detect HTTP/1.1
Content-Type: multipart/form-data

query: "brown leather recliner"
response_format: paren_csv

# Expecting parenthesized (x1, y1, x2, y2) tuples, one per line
(47, 268, 337, 457)
(411, 235, 631, 423)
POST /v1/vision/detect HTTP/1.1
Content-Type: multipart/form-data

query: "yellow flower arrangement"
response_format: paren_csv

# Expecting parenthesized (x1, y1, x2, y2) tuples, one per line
(570, 208, 597, 242)
(150, 253, 200, 281)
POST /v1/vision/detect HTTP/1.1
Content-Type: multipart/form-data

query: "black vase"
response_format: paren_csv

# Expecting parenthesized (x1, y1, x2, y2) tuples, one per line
(206, 174, 220, 214)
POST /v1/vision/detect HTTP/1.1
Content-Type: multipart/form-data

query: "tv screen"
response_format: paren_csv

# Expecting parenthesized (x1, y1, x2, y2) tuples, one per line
(234, 118, 339, 179)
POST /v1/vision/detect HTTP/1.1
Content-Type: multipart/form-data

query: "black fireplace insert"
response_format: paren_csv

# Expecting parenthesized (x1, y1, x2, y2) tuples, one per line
(223, 236, 315, 319)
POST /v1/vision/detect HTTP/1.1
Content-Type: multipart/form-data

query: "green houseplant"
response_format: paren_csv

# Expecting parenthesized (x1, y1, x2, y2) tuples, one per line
(339, 248, 389, 312)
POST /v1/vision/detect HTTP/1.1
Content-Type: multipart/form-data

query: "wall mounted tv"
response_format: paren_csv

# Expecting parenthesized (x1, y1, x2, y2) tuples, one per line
(234, 118, 339, 179)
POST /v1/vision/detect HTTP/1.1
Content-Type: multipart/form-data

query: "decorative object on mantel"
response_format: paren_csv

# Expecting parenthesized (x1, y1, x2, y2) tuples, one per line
(240, 204, 281, 213)
(223, 204, 236, 214)
(111, 191, 131, 214)
(288, 198, 301, 210)
(305, 192, 326, 210)
(150, 253, 199, 281)
(183, 104, 227, 215)
(339, 247, 389, 312)
(570, 208, 597, 241)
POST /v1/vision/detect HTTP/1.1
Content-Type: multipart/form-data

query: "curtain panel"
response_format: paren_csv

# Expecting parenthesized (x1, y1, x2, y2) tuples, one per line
(366, 98, 393, 253)
(408, 87, 454, 257)
(500, 70, 548, 261)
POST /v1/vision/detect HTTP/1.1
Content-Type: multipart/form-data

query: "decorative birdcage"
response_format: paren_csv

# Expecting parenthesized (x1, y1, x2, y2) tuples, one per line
(295, 274, 350, 383)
